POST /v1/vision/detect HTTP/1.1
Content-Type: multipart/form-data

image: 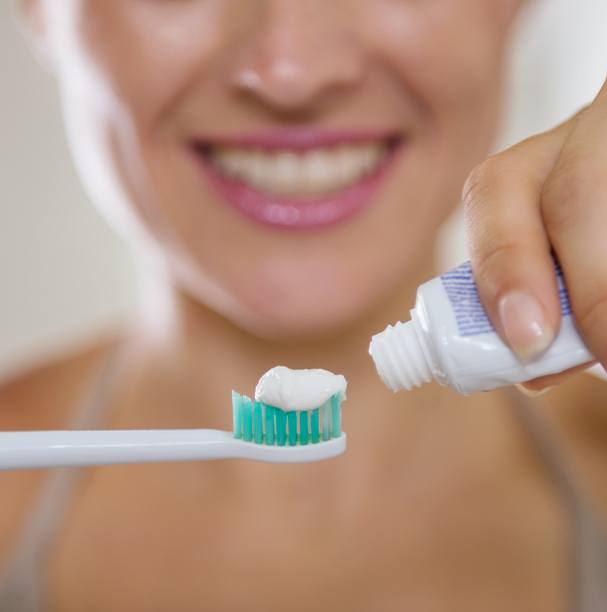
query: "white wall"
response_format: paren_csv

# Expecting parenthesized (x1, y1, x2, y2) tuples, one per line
(0, 4, 136, 376)
(1, 1, 606, 377)
(438, 0, 607, 268)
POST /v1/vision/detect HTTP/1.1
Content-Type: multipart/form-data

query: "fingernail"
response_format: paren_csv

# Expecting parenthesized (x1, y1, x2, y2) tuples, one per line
(515, 383, 554, 398)
(498, 291, 554, 361)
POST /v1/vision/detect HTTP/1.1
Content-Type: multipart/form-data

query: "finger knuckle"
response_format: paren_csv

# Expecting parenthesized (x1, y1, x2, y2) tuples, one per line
(462, 156, 505, 214)
(543, 153, 600, 233)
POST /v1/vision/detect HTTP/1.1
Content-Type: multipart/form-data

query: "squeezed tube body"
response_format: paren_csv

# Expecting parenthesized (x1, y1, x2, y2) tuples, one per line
(369, 261, 594, 395)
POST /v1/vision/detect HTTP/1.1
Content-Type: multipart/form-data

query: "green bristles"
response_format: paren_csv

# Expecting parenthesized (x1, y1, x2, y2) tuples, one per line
(232, 391, 242, 439)
(275, 408, 286, 446)
(331, 393, 341, 438)
(322, 400, 331, 441)
(287, 412, 298, 446)
(264, 405, 275, 445)
(299, 411, 309, 446)
(310, 408, 320, 443)
(241, 396, 253, 442)
(253, 402, 263, 444)
(231, 392, 344, 446)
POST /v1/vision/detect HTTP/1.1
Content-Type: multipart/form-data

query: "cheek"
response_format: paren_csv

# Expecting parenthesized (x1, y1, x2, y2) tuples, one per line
(366, 1, 506, 218)
(53, 1, 229, 244)
(368, 2, 506, 131)
(72, 2, 224, 129)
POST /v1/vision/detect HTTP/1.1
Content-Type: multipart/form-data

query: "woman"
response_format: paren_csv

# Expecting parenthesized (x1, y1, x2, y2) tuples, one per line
(1, 1, 606, 610)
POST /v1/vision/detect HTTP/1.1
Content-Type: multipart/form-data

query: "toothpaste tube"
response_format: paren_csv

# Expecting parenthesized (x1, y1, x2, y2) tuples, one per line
(369, 261, 593, 395)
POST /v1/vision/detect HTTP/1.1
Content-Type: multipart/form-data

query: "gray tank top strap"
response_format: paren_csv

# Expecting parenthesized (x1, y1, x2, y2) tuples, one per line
(505, 387, 607, 612)
(0, 343, 125, 612)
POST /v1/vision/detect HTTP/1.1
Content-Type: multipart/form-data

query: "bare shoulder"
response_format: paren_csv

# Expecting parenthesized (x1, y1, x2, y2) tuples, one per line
(0, 338, 118, 429)
(545, 371, 607, 512)
(0, 337, 118, 568)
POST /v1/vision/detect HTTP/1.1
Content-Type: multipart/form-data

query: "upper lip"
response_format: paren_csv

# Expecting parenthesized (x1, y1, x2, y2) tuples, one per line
(190, 128, 402, 153)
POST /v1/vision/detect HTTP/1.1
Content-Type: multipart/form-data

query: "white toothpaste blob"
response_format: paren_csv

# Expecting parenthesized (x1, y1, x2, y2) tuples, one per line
(254, 366, 347, 412)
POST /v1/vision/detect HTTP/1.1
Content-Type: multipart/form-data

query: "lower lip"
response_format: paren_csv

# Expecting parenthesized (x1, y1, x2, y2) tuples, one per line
(190, 146, 400, 230)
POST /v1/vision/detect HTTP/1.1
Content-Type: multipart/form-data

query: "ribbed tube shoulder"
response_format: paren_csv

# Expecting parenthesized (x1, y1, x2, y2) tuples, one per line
(369, 320, 433, 392)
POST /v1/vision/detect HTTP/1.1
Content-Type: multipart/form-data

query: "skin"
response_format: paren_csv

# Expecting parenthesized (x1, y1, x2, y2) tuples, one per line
(1, 0, 606, 610)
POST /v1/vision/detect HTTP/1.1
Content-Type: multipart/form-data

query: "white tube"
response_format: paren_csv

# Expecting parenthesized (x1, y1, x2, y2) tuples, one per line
(369, 261, 593, 395)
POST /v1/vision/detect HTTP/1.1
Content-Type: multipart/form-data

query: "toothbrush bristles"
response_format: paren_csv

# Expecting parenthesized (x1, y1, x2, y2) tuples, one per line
(232, 392, 343, 446)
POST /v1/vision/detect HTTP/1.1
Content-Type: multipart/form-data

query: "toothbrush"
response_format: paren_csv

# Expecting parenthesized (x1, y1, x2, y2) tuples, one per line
(0, 391, 346, 471)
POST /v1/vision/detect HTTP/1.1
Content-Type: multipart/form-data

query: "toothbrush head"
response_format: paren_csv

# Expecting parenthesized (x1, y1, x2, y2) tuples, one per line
(232, 392, 344, 448)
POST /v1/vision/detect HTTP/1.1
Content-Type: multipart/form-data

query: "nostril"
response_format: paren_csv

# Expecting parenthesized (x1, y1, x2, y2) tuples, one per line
(190, 141, 212, 158)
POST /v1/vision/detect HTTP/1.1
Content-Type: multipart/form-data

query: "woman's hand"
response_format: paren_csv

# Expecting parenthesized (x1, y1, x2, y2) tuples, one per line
(464, 78, 607, 392)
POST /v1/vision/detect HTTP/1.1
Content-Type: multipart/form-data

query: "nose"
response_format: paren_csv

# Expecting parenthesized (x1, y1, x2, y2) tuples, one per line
(230, 1, 366, 113)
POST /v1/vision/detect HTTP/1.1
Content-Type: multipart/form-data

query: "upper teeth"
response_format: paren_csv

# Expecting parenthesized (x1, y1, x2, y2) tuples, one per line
(209, 144, 386, 196)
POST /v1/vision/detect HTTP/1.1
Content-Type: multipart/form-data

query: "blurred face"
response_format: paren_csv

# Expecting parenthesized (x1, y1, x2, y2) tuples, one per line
(35, 0, 521, 339)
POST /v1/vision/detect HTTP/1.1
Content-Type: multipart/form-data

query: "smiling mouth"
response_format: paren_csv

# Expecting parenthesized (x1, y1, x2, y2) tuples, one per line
(189, 131, 403, 229)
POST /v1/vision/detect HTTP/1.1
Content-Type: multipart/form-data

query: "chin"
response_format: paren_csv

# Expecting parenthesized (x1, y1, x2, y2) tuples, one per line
(247, 303, 367, 343)
(235, 263, 386, 341)
(189, 274, 378, 343)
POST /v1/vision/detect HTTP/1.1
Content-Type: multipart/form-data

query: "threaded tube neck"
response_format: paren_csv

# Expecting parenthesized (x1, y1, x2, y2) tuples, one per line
(369, 320, 433, 392)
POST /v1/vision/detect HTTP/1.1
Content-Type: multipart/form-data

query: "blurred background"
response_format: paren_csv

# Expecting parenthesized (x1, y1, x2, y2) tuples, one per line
(1, 0, 606, 379)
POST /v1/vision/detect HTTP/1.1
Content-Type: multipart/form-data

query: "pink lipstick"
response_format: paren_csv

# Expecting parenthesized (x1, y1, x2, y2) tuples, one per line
(189, 129, 402, 230)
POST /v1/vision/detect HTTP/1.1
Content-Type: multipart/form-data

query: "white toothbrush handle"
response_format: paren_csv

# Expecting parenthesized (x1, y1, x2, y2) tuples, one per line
(0, 430, 346, 470)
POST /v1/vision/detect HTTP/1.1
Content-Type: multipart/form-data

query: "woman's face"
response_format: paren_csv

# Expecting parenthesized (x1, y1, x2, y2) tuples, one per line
(34, 0, 521, 339)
